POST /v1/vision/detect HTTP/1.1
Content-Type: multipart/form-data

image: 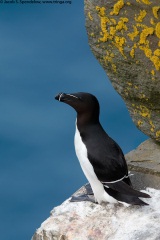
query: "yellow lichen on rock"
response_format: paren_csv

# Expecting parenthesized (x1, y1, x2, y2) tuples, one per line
(135, 10, 147, 22)
(112, 63, 117, 72)
(139, 46, 152, 57)
(88, 12, 93, 21)
(138, 120, 143, 126)
(151, 69, 155, 75)
(116, 17, 128, 31)
(150, 18, 155, 25)
(128, 26, 139, 40)
(96, 5, 128, 59)
(139, 27, 154, 44)
(96, 6, 111, 42)
(152, 6, 160, 19)
(99, 19, 109, 42)
(114, 36, 126, 57)
(136, 105, 159, 134)
(150, 55, 160, 70)
(130, 43, 137, 58)
(136, 0, 152, 4)
(141, 0, 152, 4)
(135, 24, 160, 70)
(110, 0, 124, 16)
(130, 48, 135, 58)
(104, 51, 112, 62)
(110, 27, 116, 37)
(96, 6, 109, 42)
(139, 105, 151, 118)
(136, 105, 157, 133)
(103, 51, 117, 72)
(154, 49, 160, 56)
(96, 6, 106, 17)
(149, 120, 155, 132)
(110, 18, 117, 25)
(90, 33, 95, 37)
(95, 2, 160, 74)
(155, 22, 160, 38)
(156, 130, 160, 137)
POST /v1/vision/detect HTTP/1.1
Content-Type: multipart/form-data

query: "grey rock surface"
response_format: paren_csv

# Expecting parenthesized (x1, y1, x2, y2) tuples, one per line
(32, 139, 160, 240)
(126, 138, 160, 176)
(84, 0, 160, 142)
(126, 138, 160, 190)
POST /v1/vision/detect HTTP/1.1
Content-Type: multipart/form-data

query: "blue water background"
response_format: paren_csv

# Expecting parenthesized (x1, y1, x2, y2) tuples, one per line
(0, 2, 148, 240)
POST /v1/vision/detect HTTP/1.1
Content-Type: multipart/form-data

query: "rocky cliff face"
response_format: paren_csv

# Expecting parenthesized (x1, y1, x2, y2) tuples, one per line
(32, 188, 160, 240)
(32, 140, 160, 240)
(84, 0, 160, 142)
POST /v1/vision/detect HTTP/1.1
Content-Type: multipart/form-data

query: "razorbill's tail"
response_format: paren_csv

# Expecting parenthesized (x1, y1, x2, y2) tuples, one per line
(104, 180, 150, 205)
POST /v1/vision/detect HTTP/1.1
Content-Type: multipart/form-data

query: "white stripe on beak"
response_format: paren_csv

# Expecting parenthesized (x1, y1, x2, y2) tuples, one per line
(59, 93, 64, 101)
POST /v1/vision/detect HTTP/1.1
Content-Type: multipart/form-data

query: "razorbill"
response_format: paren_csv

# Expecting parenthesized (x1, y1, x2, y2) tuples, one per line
(55, 92, 150, 206)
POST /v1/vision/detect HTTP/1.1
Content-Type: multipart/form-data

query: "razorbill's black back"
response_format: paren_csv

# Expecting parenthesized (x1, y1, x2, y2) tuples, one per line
(55, 92, 150, 206)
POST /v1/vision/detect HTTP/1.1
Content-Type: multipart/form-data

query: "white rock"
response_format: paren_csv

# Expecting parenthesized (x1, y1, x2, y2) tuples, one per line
(32, 188, 160, 240)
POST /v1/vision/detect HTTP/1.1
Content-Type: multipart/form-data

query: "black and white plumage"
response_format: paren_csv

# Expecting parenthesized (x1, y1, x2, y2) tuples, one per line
(55, 92, 150, 206)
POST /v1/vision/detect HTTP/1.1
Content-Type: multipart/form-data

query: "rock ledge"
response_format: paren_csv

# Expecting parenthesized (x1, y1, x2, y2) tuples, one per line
(32, 188, 160, 240)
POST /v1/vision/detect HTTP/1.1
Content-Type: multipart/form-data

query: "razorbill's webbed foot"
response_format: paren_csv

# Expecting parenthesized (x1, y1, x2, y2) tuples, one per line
(70, 194, 96, 203)
(70, 183, 96, 203)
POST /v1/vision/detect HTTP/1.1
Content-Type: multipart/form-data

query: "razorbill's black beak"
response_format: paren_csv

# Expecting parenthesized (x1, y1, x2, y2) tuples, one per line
(55, 93, 66, 102)
(55, 93, 81, 102)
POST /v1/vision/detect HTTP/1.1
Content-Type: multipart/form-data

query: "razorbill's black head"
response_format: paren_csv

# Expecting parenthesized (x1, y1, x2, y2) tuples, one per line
(55, 92, 100, 123)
